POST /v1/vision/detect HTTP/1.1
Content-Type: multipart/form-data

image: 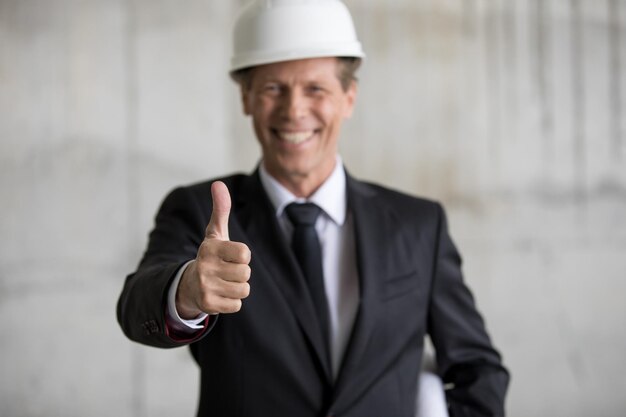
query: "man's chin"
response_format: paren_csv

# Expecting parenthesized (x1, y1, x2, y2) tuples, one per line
(276, 165, 311, 181)
(263, 159, 312, 179)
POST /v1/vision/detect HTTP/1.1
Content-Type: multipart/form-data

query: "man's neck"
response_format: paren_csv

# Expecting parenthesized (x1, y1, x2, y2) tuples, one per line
(264, 160, 337, 199)
(259, 156, 347, 225)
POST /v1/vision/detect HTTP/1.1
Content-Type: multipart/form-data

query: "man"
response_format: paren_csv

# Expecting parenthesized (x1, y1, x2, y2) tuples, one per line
(117, 1, 509, 416)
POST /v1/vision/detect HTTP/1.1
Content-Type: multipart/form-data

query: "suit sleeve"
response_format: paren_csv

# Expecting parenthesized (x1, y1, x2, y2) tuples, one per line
(116, 186, 216, 348)
(427, 204, 510, 417)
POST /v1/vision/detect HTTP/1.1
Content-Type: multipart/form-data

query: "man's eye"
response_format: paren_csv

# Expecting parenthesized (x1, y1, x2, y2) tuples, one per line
(309, 85, 323, 93)
(263, 84, 281, 93)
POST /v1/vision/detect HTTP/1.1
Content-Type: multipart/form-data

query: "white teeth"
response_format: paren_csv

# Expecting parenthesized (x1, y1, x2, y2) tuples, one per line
(278, 131, 314, 144)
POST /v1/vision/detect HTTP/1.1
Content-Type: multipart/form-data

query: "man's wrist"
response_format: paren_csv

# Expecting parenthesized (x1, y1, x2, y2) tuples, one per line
(167, 260, 208, 330)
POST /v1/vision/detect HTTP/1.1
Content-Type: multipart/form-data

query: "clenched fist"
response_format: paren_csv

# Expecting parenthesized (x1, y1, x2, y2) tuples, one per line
(176, 181, 252, 318)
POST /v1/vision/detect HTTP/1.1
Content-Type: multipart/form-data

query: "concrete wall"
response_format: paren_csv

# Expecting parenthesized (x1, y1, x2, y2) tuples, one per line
(1, 0, 625, 416)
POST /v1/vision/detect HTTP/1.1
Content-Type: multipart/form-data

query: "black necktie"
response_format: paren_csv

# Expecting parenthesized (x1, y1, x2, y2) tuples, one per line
(285, 203, 330, 350)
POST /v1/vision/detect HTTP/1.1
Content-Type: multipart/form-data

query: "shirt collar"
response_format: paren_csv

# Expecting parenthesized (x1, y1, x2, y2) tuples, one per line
(258, 156, 347, 226)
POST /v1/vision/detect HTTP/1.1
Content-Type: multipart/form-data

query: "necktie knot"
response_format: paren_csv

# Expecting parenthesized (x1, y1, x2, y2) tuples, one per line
(285, 202, 321, 227)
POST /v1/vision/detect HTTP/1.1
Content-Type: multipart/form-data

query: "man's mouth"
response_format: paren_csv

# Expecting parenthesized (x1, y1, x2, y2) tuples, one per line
(275, 130, 315, 145)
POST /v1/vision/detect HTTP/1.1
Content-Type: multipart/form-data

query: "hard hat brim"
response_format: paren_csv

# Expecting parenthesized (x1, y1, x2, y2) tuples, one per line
(230, 43, 365, 73)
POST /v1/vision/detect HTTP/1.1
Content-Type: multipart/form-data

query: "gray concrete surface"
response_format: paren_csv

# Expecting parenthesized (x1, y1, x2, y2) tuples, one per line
(1, 0, 625, 416)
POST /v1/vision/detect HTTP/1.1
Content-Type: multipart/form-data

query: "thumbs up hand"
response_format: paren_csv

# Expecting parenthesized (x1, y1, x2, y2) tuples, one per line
(176, 181, 252, 318)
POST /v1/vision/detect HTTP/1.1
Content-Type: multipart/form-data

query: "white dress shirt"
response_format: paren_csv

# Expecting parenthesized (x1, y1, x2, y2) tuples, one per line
(167, 156, 360, 379)
(258, 157, 360, 378)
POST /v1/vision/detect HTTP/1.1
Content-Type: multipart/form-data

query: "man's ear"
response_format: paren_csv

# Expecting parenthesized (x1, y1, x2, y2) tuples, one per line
(241, 85, 251, 116)
(343, 80, 357, 119)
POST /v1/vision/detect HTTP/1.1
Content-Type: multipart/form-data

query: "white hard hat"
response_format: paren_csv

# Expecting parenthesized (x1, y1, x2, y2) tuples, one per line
(230, 0, 365, 73)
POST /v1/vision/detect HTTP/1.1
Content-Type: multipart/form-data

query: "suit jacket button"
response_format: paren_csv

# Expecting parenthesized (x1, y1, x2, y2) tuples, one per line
(142, 320, 159, 335)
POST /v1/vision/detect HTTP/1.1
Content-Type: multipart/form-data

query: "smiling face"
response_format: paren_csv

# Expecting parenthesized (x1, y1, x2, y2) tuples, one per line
(241, 57, 357, 197)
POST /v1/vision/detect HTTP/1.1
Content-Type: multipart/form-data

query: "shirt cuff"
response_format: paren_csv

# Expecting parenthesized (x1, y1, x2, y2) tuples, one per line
(167, 260, 209, 331)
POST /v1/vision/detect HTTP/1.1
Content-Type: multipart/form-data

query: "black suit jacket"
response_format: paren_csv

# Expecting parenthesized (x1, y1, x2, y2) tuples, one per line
(117, 170, 509, 417)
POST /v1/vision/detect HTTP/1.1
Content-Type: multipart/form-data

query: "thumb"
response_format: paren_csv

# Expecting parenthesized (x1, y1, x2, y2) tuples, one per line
(206, 181, 231, 241)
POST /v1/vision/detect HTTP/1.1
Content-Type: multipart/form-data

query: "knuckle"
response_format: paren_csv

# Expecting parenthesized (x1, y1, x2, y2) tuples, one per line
(229, 299, 242, 313)
(228, 282, 248, 299)
(240, 282, 251, 298)
(219, 299, 241, 313)
(242, 265, 252, 281)
(233, 243, 251, 263)
(241, 245, 252, 263)
(230, 283, 245, 299)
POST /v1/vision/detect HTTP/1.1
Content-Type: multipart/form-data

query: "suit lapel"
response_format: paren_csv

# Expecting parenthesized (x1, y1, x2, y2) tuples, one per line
(332, 174, 391, 407)
(232, 171, 333, 383)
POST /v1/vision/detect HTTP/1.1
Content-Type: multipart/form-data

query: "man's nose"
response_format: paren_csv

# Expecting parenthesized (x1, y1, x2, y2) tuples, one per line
(281, 89, 307, 120)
